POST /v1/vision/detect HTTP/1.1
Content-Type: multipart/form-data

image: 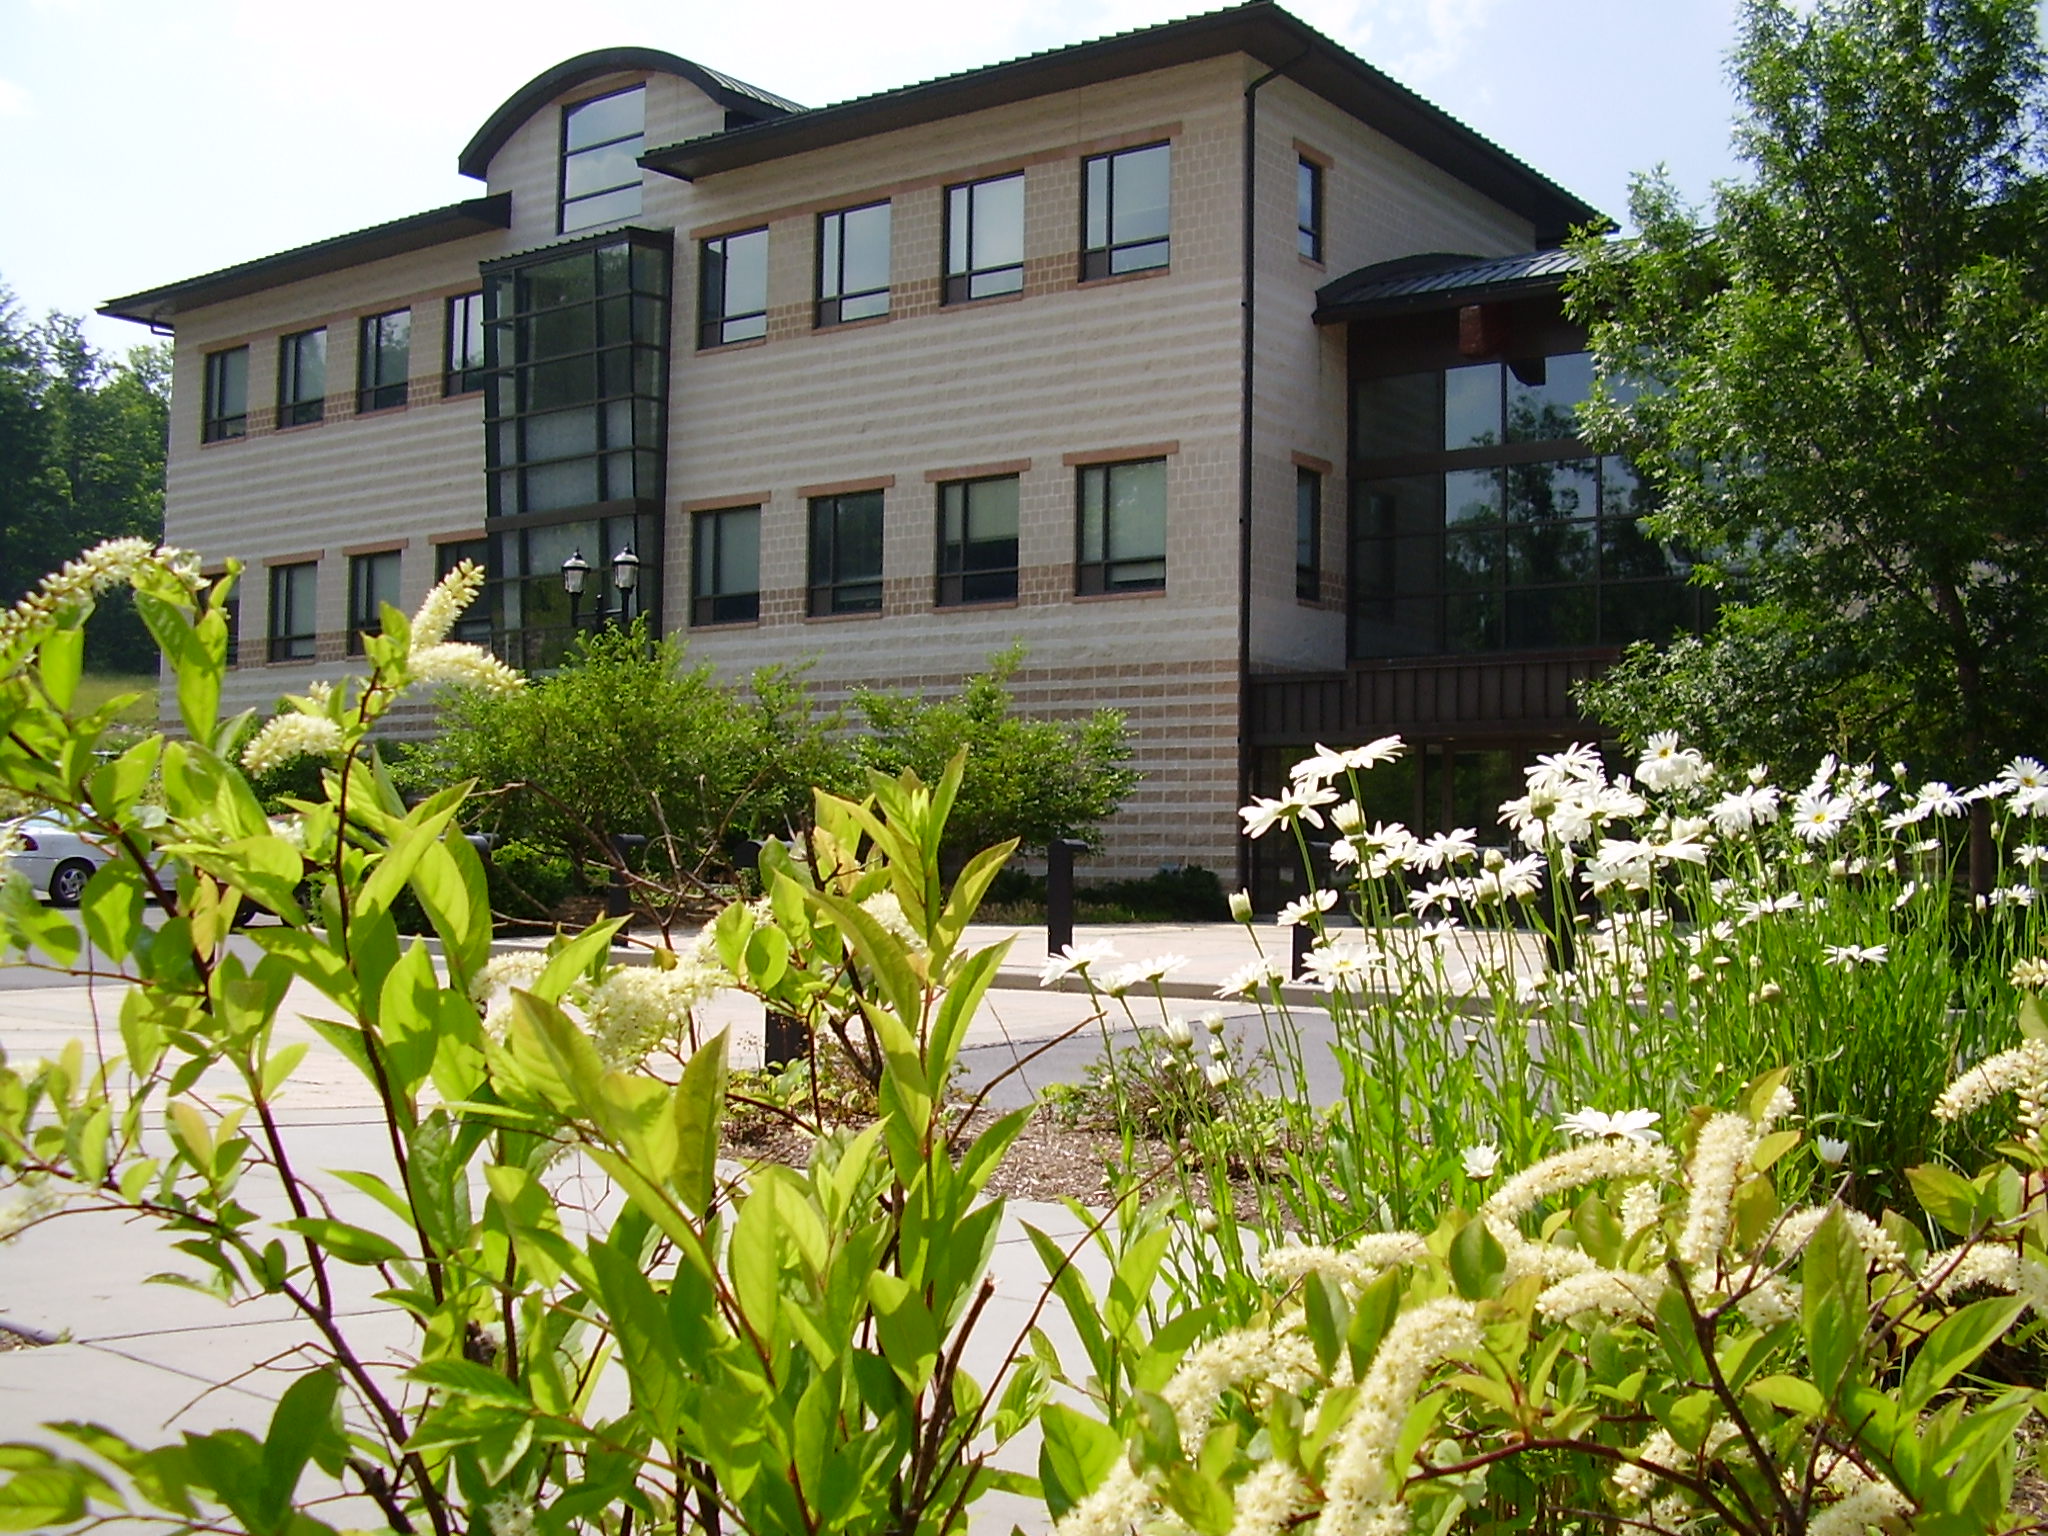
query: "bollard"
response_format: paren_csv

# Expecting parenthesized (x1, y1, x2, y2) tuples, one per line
(1046, 838, 1086, 958)
(1290, 919, 1313, 981)
(737, 840, 809, 1068)
(606, 833, 648, 947)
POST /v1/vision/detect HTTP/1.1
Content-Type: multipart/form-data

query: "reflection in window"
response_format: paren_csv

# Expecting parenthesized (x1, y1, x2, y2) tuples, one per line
(1077, 458, 1166, 594)
(818, 203, 890, 326)
(937, 476, 1019, 606)
(700, 229, 768, 347)
(1297, 157, 1323, 262)
(693, 506, 761, 625)
(445, 293, 486, 396)
(1081, 143, 1170, 280)
(945, 174, 1024, 303)
(268, 561, 317, 662)
(561, 85, 644, 234)
(1296, 467, 1322, 601)
(435, 538, 493, 643)
(358, 309, 411, 412)
(202, 347, 247, 443)
(348, 550, 402, 656)
(278, 329, 326, 427)
(810, 491, 884, 615)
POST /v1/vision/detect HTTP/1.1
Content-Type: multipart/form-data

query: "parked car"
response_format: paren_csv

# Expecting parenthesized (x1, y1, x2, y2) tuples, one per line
(2, 814, 155, 907)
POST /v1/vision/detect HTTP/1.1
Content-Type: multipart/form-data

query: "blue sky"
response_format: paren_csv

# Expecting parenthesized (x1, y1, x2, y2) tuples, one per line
(0, 0, 1746, 355)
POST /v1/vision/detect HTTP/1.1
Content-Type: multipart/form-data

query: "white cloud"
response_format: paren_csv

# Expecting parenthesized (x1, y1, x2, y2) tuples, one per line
(0, 79, 30, 118)
(1345, 0, 1509, 85)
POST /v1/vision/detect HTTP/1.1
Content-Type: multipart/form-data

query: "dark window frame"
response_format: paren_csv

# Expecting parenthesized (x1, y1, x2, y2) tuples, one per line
(267, 561, 317, 663)
(445, 292, 486, 396)
(1075, 457, 1167, 596)
(692, 505, 762, 625)
(357, 309, 411, 413)
(347, 550, 402, 656)
(816, 202, 892, 328)
(943, 172, 1026, 304)
(1297, 157, 1324, 262)
(699, 228, 769, 349)
(808, 490, 885, 617)
(559, 83, 646, 236)
(276, 328, 326, 428)
(1080, 142, 1172, 282)
(936, 475, 1021, 607)
(202, 347, 248, 443)
(1296, 466, 1323, 601)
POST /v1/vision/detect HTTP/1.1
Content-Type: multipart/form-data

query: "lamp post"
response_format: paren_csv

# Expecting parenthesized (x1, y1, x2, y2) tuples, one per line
(561, 549, 590, 634)
(611, 544, 640, 625)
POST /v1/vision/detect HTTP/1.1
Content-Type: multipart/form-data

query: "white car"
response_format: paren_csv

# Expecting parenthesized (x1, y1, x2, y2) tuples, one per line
(2, 814, 149, 907)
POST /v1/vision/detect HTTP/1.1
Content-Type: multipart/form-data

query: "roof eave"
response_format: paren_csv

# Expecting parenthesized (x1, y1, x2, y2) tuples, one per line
(1312, 272, 1574, 324)
(641, 3, 1601, 239)
(99, 194, 514, 330)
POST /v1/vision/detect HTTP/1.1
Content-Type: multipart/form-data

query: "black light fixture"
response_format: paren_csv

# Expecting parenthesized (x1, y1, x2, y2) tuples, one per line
(561, 549, 590, 629)
(611, 544, 640, 622)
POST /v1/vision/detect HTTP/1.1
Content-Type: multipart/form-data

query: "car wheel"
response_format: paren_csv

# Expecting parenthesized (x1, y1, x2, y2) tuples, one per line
(48, 860, 93, 907)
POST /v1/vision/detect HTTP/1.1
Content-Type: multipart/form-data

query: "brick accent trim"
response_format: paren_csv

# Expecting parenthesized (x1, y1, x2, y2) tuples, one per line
(343, 537, 411, 557)
(1291, 450, 1334, 475)
(795, 474, 896, 499)
(1062, 441, 1179, 467)
(1292, 138, 1333, 169)
(681, 492, 772, 513)
(430, 529, 488, 545)
(262, 550, 325, 567)
(923, 459, 1032, 483)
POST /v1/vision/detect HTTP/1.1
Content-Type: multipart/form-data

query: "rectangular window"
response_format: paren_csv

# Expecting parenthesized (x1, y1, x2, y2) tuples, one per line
(267, 561, 317, 662)
(816, 202, 891, 327)
(435, 538, 493, 643)
(202, 347, 248, 443)
(692, 506, 761, 625)
(936, 476, 1020, 606)
(700, 229, 768, 348)
(944, 173, 1025, 303)
(347, 550, 402, 655)
(277, 329, 326, 427)
(445, 292, 486, 395)
(1297, 157, 1324, 262)
(1076, 458, 1166, 594)
(1081, 143, 1170, 281)
(808, 490, 884, 616)
(1296, 467, 1322, 601)
(358, 309, 411, 412)
(560, 84, 644, 234)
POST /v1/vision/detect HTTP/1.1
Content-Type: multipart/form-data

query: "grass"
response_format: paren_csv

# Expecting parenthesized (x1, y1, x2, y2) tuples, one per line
(75, 672, 159, 725)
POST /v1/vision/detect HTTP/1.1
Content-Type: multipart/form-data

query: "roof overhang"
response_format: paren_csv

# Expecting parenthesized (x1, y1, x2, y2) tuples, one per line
(641, 1, 1602, 242)
(99, 194, 514, 329)
(1312, 247, 1586, 323)
(459, 47, 800, 180)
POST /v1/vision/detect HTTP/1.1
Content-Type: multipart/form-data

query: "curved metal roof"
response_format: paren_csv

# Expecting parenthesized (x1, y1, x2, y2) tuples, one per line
(1313, 247, 1585, 322)
(458, 47, 801, 180)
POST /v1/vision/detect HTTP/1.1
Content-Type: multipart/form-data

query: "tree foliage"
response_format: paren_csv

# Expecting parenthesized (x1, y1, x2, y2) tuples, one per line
(1570, 0, 2048, 778)
(853, 644, 1137, 861)
(0, 285, 169, 672)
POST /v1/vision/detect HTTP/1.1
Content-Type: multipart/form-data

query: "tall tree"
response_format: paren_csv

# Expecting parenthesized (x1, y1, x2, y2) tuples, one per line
(1571, 0, 2048, 797)
(0, 284, 169, 669)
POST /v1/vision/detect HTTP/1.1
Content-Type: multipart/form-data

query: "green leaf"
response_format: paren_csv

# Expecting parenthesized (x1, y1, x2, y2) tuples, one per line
(257, 1368, 343, 1526)
(1448, 1215, 1508, 1300)
(587, 1240, 683, 1437)
(1901, 1295, 2027, 1415)
(273, 1217, 407, 1268)
(1746, 1373, 1825, 1418)
(671, 1029, 727, 1217)
(1039, 1402, 1123, 1520)
(1802, 1207, 1866, 1403)
(36, 625, 83, 713)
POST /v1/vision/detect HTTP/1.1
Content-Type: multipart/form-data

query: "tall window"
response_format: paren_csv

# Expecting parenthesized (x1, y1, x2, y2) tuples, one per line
(944, 173, 1024, 303)
(1297, 157, 1324, 262)
(936, 476, 1019, 606)
(202, 347, 247, 443)
(817, 203, 891, 326)
(700, 229, 768, 347)
(692, 506, 761, 625)
(808, 491, 884, 616)
(1349, 352, 1705, 657)
(1081, 143, 1170, 280)
(445, 292, 486, 395)
(358, 309, 411, 412)
(1076, 458, 1166, 594)
(1296, 467, 1322, 600)
(267, 561, 317, 662)
(277, 329, 326, 427)
(347, 550, 402, 655)
(560, 85, 644, 234)
(435, 538, 493, 643)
